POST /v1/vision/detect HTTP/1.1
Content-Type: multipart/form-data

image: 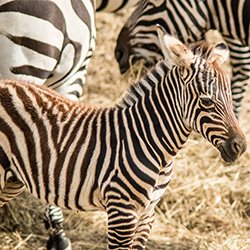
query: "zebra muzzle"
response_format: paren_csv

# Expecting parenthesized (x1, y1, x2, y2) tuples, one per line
(218, 134, 247, 163)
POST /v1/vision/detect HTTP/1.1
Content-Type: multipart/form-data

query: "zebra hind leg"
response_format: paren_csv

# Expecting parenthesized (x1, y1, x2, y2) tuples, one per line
(44, 205, 72, 250)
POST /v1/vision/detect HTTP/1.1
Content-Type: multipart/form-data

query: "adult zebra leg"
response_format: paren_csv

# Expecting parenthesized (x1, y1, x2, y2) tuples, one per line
(224, 37, 250, 116)
(0, 176, 25, 207)
(44, 205, 71, 250)
(131, 209, 155, 250)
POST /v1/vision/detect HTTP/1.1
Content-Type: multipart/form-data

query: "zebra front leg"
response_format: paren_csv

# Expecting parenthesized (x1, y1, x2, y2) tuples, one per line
(44, 205, 71, 250)
(0, 176, 25, 207)
(107, 202, 139, 250)
(131, 209, 155, 250)
(224, 37, 250, 115)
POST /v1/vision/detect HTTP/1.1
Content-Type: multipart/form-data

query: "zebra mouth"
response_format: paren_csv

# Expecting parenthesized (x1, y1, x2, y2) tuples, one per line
(218, 144, 237, 163)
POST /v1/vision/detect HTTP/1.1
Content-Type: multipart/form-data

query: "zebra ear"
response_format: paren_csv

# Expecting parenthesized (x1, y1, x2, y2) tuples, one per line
(156, 24, 194, 68)
(208, 43, 229, 64)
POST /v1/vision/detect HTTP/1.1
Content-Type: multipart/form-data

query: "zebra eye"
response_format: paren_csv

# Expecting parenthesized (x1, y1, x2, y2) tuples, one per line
(200, 97, 214, 107)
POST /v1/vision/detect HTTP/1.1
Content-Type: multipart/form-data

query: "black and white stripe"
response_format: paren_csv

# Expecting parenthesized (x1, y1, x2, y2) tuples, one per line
(0, 0, 96, 101)
(0, 32, 246, 249)
(115, 0, 250, 115)
(96, 0, 139, 12)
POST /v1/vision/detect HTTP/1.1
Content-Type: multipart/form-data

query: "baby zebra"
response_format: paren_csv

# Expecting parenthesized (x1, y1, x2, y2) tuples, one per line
(0, 28, 247, 249)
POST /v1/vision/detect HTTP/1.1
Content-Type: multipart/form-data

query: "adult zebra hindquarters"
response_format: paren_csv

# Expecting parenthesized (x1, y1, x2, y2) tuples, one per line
(0, 30, 247, 249)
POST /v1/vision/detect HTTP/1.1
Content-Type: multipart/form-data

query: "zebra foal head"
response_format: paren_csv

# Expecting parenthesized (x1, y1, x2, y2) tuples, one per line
(157, 26, 246, 162)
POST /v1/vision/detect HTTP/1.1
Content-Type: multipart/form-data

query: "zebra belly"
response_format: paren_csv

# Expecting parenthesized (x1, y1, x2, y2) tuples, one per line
(17, 167, 104, 213)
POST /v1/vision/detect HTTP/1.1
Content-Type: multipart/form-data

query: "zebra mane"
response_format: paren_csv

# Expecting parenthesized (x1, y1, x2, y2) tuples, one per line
(190, 40, 227, 76)
(190, 40, 215, 59)
(117, 60, 169, 108)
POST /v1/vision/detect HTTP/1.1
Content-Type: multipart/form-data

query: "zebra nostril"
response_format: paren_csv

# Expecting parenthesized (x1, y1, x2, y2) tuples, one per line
(234, 142, 240, 151)
(229, 136, 245, 156)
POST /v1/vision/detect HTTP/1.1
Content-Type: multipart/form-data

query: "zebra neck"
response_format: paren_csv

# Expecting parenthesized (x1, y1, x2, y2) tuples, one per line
(117, 61, 191, 163)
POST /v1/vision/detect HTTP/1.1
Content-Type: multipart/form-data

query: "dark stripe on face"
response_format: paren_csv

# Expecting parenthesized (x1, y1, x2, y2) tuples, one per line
(11, 65, 52, 79)
(6, 35, 61, 60)
(200, 116, 223, 139)
(0, 0, 66, 32)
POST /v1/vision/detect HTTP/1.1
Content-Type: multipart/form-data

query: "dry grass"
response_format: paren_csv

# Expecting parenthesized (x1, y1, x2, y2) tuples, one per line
(0, 10, 249, 250)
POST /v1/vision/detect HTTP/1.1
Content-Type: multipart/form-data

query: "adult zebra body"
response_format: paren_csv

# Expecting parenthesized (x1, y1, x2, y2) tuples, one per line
(0, 30, 246, 249)
(0, 0, 96, 100)
(115, 0, 250, 115)
(96, 0, 139, 12)
(0, 0, 96, 249)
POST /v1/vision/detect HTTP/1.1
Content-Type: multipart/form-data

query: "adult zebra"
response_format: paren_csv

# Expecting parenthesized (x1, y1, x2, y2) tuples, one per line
(115, 0, 250, 115)
(0, 29, 247, 249)
(0, 0, 96, 249)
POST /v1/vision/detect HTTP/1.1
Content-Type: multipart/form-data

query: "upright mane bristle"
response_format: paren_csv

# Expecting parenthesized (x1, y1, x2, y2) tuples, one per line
(190, 40, 214, 59)
(117, 60, 168, 108)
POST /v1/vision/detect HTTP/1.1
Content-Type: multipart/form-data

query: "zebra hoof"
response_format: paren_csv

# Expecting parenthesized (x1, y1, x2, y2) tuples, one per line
(47, 233, 72, 250)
